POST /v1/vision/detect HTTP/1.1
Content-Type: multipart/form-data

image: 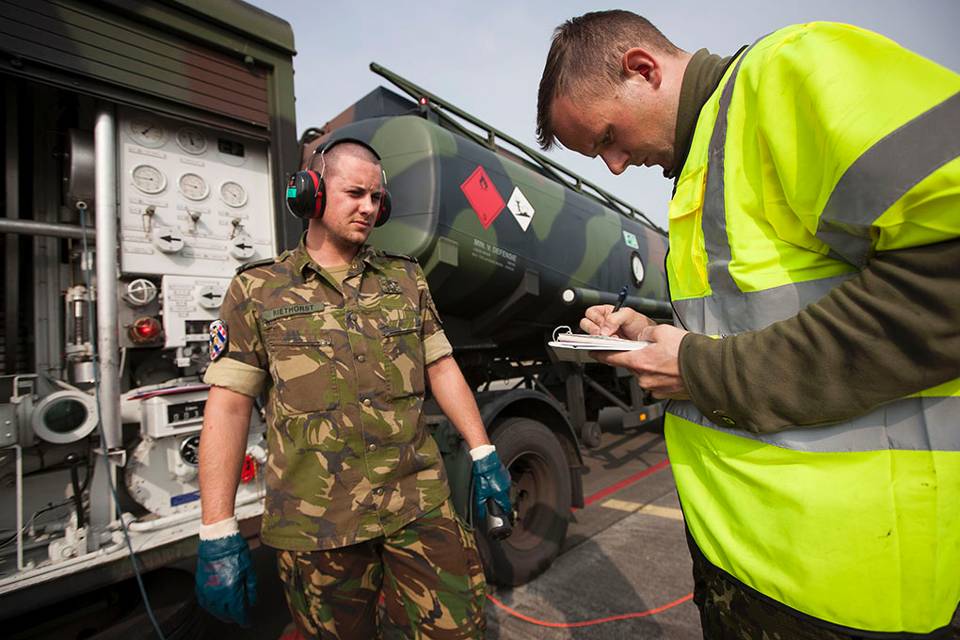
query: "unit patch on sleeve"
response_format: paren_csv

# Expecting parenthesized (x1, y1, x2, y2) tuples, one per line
(209, 319, 228, 361)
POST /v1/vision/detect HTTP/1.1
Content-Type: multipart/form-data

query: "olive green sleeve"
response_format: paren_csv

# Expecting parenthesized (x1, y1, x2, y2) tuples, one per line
(679, 239, 960, 433)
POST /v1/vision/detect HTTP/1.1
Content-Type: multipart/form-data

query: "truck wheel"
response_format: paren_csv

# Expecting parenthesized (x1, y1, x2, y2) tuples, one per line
(581, 421, 602, 448)
(476, 417, 571, 586)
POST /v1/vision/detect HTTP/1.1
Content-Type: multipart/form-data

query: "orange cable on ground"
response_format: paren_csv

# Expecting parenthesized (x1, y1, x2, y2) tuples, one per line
(486, 592, 694, 628)
(488, 456, 687, 629)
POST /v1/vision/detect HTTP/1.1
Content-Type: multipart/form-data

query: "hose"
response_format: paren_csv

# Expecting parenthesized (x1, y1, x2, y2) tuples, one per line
(487, 592, 693, 628)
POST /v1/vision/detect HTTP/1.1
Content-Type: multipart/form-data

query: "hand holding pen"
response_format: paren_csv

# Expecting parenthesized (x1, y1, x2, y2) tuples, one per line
(580, 285, 691, 400)
(612, 285, 628, 313)
(581, 285, 656, 340)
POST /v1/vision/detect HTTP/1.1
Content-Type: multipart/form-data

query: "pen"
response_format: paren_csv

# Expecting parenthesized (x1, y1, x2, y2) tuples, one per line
(612, 285, 628, 313)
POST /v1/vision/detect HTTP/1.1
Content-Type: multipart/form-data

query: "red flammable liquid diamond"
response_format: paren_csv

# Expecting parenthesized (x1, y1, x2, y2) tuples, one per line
(460, 165, 504, 229)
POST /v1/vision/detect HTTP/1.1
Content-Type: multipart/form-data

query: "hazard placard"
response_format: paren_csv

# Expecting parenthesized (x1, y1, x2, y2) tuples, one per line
(460, 166, 504, 229)
(507, 186, 535, 231)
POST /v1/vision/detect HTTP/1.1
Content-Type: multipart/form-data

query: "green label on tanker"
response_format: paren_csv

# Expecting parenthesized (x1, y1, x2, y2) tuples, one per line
(623, 231, 639, 249)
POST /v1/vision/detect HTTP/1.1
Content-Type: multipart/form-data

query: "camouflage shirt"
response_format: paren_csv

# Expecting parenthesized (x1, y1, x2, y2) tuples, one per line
(204, 239, 453, 551)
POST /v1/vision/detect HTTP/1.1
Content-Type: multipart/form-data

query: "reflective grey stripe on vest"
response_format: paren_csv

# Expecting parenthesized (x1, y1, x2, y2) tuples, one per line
(679, 43, 855, 334)
(699, 46, 749, 303)
(676, 47, 960, 335)
(669, 397, 960, 453)
(672, 272, 855, 335)
(817, 91, 960, 267)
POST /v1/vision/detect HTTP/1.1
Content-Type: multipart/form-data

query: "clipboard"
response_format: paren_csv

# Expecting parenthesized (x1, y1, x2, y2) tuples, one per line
(547, 326, 650, 363)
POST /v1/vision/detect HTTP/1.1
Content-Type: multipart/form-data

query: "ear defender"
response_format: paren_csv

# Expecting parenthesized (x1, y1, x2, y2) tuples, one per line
(374, 189, 391, 227)
(284, 138, 392, 225)
(285, 170, 325, 219)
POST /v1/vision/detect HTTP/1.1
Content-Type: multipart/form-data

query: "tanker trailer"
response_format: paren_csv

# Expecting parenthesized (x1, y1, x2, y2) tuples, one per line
(0, 0, 299, 633)
(300, 64, 672, 585)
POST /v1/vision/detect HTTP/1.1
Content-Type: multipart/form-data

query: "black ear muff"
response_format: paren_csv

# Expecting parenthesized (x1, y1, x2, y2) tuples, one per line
(285, 170, 325, 219)
(374, 189, 392, 227)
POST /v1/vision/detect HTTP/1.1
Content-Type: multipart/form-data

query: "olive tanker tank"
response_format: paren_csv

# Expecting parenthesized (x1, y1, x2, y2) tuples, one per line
(302, 66, 670, 359)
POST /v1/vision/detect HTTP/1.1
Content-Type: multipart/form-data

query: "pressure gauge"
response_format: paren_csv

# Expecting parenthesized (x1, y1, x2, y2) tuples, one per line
(178, 173, 209, 201)
(631, 252, 646, 287)
(179, 434, 201, 466)
(219, 181, 248, 208)
(128, 118, 167, 148)
(176, 127, 207, 155)
(131, 164, 166, 194)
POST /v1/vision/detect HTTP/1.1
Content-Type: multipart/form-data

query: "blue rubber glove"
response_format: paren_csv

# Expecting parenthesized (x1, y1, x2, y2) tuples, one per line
(195, 532, 257, 626)
(472, 450, 512, 522)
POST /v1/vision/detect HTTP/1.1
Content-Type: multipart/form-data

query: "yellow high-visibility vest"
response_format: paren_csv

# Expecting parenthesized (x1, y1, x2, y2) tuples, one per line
(666, 22, 960, 634)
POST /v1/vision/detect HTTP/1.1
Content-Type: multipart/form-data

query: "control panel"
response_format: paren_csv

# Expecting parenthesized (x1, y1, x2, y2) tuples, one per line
(118, 108, 276, 278)
(161, 275, 231, 349)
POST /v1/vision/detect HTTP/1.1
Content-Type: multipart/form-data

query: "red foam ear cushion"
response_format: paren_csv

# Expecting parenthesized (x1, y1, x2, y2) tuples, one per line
(308, 171, 323, 218)
(374, 190, 392, 227)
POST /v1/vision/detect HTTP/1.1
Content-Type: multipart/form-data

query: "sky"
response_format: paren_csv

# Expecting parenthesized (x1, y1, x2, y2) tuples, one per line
(248, 1, 959, 228)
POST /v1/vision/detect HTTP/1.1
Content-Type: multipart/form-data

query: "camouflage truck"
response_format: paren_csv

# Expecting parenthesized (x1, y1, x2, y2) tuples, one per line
(301, 64, 672, 586)
(0, 0, 300, 634)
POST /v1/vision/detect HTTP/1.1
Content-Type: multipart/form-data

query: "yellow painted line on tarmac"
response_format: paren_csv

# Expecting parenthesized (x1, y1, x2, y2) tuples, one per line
(602, 499, 684, 521)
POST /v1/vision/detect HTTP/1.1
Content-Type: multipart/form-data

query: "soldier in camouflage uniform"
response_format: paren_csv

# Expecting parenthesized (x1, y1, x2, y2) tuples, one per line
(193, 140, 512, 639)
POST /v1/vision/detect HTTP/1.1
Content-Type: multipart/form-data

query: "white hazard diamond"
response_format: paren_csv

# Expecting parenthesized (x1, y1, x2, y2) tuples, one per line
(507, 186, 535, 231)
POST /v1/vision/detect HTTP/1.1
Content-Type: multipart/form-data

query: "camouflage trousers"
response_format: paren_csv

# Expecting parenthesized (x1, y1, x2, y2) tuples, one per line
(277, 499, 486, 640)
(689, 532, 959, 640)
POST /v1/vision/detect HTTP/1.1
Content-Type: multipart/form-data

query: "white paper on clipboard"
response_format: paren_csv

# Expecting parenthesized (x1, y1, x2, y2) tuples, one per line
(547, 326, 650, 363)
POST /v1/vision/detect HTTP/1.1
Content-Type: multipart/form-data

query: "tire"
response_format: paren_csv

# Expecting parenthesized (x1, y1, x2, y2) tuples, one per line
(581, 421, 602, 448)
(476, 417, 571, 586)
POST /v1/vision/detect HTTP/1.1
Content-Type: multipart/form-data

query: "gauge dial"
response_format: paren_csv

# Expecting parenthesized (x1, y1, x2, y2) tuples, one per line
(220, 181, 248, 208)
(180, 435, 201, 466)
(176, 127, 207, 155)
(178, 173, 209, 201)
(131, 164, 166, 194)
(631, 253, 646, 287)
(128, 118, 167, 148)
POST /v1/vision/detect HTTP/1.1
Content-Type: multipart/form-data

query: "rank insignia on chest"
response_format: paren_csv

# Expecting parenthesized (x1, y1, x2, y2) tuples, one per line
(379, 278, 403, 295)
(209, 319, 228, 361)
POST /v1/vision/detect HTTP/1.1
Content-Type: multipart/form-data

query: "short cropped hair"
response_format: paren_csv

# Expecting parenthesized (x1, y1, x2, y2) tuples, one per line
(536, 10, 679, 150)
(309, 141, 381, 178)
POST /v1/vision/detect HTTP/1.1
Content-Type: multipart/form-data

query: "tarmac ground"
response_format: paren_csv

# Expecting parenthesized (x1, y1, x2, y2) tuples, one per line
(484, 414, 699, 640)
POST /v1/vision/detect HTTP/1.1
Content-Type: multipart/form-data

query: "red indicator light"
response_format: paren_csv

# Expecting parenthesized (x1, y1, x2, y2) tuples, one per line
(129, 317, 163, 344)
(419, 96, 428, 106)
(240, 455, 257, 483)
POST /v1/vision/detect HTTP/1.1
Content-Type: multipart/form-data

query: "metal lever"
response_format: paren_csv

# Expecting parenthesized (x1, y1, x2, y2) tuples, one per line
(64, 453, 86, 529)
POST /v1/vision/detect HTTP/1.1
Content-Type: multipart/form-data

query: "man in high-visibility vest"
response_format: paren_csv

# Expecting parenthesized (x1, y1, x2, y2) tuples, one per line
(536, 10, 959, 639)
